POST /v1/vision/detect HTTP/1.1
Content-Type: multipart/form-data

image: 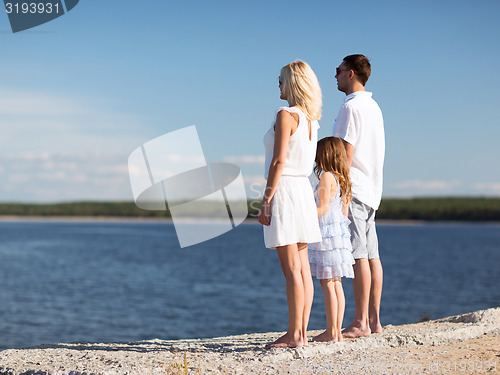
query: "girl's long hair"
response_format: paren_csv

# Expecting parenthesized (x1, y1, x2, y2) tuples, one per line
(314, 137, 352, 205)
(279, 60, 322, 121)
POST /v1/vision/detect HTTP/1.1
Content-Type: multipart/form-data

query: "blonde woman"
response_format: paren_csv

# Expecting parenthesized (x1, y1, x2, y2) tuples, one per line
(258, 60, 322, 348)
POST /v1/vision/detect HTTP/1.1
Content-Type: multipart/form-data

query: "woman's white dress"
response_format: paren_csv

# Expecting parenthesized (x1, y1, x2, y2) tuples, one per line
(263, 106, 322, 249)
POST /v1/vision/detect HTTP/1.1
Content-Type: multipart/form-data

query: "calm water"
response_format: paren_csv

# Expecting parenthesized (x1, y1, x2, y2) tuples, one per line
(0, 221, 499, 350)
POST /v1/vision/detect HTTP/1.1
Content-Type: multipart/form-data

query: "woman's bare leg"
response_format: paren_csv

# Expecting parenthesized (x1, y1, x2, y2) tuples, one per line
(266, 243, 304, 348)
(298, 243, 313, 346)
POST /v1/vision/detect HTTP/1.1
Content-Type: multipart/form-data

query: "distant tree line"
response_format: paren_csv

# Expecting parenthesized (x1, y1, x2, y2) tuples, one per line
(0, 198, 499, 221)
(376, 197, 500, 221)
(250, 197, 500, 221)
(0, 202, 169, 218)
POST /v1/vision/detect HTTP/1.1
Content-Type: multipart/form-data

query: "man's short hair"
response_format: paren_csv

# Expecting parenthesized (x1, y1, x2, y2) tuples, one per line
(343, 54, 371, 86)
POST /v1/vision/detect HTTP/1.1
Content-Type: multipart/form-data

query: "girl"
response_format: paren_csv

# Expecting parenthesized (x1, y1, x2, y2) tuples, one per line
(309, 137, 355, 342)
(258, 61, 322, 348)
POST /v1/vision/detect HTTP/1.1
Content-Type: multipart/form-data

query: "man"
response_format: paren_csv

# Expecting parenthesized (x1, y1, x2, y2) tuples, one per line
(332, 54, 385, 338)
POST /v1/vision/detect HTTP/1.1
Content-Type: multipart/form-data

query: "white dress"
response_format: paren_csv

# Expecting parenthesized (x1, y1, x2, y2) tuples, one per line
(309, 174, 355, 279)
(263, 106, 322, 249)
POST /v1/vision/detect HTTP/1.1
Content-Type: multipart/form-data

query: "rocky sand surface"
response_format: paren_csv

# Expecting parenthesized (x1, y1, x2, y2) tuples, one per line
(0, 307, 499, 375)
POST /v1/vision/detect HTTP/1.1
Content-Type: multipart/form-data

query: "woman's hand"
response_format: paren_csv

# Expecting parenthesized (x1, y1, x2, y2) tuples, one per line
(258, 110, 295, 227)
(258, 200, 271, 226)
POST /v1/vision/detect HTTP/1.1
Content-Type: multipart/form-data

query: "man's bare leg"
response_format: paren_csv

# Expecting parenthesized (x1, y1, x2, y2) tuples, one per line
(369, 258, 383, 333)
(342, 258, 371, 338)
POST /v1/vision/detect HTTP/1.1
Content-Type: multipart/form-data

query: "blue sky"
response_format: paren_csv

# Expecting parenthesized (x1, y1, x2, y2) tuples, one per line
(1, 0, 499, 202)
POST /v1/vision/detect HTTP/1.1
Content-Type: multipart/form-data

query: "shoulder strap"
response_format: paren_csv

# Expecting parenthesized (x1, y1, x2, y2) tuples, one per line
(277, 106, 302, 135)
(279, 106, 299, 114)
(332, 174, 341, 198)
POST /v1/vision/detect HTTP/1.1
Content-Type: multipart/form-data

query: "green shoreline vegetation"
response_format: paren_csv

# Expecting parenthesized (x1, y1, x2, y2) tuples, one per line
(0, 197, 500, 221)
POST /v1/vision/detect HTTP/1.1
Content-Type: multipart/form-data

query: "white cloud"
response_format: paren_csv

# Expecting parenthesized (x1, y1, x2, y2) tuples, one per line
(0, 152, 267, 202)
(3, 152, 52, 163)
(0, 88, 85, 116)
(0, 87, 148, 156)
(36, 171, 67, 181)
(385, 179, 500, 197)
(383, 179, 465, 197)
(221, 155, 265, 165)
(7, 174, 31, 184)
(472, 182, 500, 195)
(0, 152, 132, 202)
(390, 180, 462, 191)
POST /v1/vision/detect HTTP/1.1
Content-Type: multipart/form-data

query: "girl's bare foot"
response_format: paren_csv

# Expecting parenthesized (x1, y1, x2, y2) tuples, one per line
(337, 333, 344, 342)
(265, 332, 303, 349)
(312, 330, 337, 342)
(302, 335, 309, 347)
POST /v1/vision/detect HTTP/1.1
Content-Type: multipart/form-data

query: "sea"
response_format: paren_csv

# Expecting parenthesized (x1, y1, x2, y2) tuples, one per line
(0, 220, 499, 351)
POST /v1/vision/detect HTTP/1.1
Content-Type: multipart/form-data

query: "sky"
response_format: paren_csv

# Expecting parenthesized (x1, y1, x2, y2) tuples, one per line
(1, 0, 499, 202)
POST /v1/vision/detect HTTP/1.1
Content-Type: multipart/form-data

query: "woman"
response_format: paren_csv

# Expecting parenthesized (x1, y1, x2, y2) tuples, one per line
(258, 60, 322, 348)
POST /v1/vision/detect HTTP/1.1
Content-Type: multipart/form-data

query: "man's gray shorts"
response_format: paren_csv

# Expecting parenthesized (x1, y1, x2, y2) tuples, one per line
(348, 198, 379, 259)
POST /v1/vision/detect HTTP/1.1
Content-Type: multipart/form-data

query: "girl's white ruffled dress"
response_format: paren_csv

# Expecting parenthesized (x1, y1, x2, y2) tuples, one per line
(309, 176, 355, 279)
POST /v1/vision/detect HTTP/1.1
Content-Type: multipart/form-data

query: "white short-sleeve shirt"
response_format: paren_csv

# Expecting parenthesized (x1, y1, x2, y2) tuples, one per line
(333, 91, 385, 210)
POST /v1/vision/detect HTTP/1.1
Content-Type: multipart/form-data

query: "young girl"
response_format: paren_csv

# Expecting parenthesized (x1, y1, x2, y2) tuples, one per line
(309, 136, 355, 342)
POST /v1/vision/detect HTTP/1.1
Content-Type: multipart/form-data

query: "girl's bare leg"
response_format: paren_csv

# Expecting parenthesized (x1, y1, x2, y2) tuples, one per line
(312, 278, 338, 342)
(298, 243, 313, 346)
(333, 278, 345, 342)
(266, 243, 304, 348)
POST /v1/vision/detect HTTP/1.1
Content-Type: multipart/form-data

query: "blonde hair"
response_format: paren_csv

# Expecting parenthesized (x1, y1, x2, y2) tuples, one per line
(279, 60, 322, 121)
(314, 137, 352, 205)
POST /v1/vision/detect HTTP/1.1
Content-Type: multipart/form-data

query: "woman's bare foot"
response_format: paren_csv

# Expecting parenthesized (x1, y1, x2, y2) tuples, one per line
(342, 323, 371, 339)
(337, 332, 344, 342)
(312, 330, 337, 342)
(370, 322, 383, 334)
(265, 332, 303, 349)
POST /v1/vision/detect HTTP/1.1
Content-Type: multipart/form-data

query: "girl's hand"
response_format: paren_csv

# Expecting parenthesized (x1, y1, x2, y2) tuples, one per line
(342, 201, 349, 217)
(258, 200, 271, 226)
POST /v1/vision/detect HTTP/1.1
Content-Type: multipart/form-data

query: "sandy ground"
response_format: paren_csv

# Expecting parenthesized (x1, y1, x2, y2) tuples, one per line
(0, 307, 499, 375)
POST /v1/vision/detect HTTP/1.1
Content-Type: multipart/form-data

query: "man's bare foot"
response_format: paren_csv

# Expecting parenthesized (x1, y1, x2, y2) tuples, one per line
(265, 332, 303, 349)
(342, 324, 371, 339)
(312, 331, 337, 342)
